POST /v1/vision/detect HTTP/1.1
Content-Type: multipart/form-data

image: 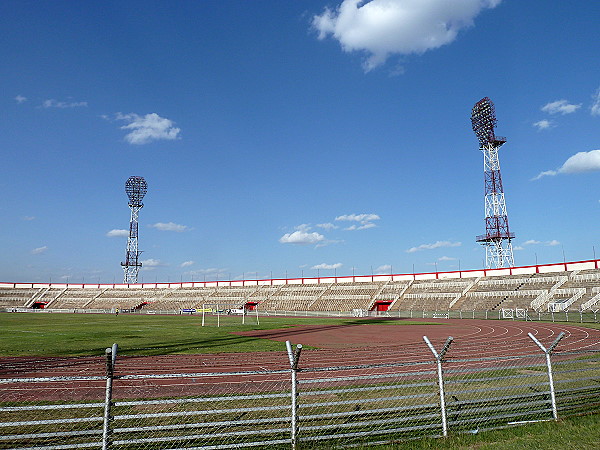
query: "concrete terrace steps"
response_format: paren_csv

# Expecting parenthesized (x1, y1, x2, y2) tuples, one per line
(4, 261, 600, 312)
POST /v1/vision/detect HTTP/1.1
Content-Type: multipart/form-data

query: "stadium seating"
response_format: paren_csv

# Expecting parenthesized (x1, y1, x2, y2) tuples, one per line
(3, 264, 600, 314)
(0, 288, 39, 308)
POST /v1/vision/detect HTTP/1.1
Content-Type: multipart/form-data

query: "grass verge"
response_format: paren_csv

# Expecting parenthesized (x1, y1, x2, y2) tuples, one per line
(369, 412, 600, 449)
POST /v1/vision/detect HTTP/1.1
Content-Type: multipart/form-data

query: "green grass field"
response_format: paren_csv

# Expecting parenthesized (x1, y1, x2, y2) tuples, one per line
(382, 412, 600, 449)
(0, 312, 439, 356)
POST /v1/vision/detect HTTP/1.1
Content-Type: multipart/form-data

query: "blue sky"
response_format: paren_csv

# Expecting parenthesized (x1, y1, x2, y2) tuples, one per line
(2, 0, 600, 283)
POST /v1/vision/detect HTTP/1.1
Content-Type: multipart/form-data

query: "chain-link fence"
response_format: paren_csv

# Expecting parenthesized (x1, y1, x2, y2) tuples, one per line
(0, 356, 108, 449)
(2, 335, 599, 449)
(4, 307, 600, 325)
(260, 308, 600, 323)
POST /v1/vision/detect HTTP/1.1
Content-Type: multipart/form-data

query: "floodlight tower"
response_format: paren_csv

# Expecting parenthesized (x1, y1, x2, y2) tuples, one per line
(471, 97, 515, 269)
(121, 176, 147, 284)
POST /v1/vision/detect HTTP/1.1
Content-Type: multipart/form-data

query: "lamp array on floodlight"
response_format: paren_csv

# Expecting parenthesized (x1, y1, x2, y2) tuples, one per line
(125, 176, 147, 208)
(471, 97, 507, 147)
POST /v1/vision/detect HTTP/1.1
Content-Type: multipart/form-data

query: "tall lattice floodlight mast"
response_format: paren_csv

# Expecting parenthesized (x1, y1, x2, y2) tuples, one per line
(471, 97, 515, 269)
(121, 176, 147, 284)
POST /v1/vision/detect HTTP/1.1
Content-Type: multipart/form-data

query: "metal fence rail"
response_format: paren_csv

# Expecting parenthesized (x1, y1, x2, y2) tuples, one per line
(4, 307, 600, 324)
(1, 337, 599, 449)
(262, 309, 600, 323)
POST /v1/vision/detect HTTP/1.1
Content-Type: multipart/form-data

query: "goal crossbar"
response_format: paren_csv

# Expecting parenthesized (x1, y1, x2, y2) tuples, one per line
(201, 303, 259, 326)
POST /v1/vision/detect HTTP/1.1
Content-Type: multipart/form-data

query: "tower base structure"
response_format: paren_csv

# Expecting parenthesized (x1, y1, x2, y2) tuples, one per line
(477, 138, 515, 269)
(477, 237, 515, 269)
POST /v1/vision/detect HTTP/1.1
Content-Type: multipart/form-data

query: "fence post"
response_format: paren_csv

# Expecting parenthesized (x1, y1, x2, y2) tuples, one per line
(423, 336, 453, 437)
(286, 341, 303, 450)
(528, 332, 564, 420)
(102, 343, 118, 450)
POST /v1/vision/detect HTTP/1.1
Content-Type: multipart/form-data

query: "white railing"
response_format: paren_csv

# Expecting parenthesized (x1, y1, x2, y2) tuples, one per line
(467, 290, 545, 298)
(556, 288, 587, 310)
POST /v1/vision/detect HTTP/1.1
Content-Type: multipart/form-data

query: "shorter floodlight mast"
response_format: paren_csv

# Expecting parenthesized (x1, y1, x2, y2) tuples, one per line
(471, 97, 515, 269)
(121, 176, 147, 284)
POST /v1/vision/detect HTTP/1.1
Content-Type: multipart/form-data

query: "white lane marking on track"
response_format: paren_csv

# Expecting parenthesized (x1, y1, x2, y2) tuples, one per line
(512, 322, 600, 352)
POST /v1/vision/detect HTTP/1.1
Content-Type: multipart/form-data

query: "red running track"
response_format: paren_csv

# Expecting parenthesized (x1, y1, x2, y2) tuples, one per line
(2, 318, 599, 376)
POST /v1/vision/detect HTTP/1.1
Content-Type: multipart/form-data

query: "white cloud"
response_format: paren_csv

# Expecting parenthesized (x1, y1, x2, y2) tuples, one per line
(42, 99, 88, 108)
(106, 229, 129, 237)
(541, 99, 581, 115)
(344, 223, 377, 231)
(31, 246, 48, 255)
(522, 239, 560, 247)
(406, 240, 461, 253)
(316, 222, 338, 230)
(15, 95, 27, 104)
(184, 267, 229, 279)
(335, 213, 380, 230)
(116, 112, 181, 145)
(513, 246, 524, 251)
(312, 0, 501, 71)
(375, 264, 392, 274)
(533, 119, 553, 130)
(150, 222, 190, 232)
(141, 259, 165, 270)
(311, 263, 343, 270)
(591, 87, 600, 116)
(531, 170, 557, 180)
(559, 150, 600, 173)
(142, 259, 163, 266)
(335, 213, 379, 222)
(438, 256, 457, 261)
(533, 150, 600, 180)
(196, 268, 225, 275)
(22, 216, 35, 221)
(389, 64, 406, 76)
(180, 261, 194, 268)
(279, 224, 325, 245)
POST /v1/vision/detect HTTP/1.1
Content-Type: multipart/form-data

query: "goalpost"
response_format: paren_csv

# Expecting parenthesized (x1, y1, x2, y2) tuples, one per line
(201, 303, 260, 327)
(501, 308, 529, 321)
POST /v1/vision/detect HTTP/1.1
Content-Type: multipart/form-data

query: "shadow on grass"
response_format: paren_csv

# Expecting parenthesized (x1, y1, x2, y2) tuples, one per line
(233, 317, 441, 343)
(96, 318, 435, 356)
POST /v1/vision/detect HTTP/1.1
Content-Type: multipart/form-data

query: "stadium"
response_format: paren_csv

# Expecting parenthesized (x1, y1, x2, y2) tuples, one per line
(4, 1, 600, 447)
(2, 97, 600, 448)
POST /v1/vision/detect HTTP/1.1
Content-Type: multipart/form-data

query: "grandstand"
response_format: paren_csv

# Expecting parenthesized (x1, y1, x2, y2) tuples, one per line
(2, 259, 600, 314)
